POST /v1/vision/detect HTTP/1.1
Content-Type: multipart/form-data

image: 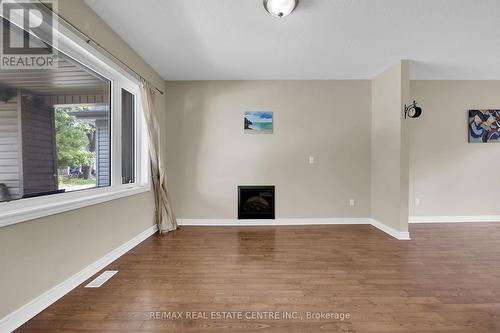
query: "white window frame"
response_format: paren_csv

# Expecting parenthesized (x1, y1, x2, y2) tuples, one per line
(0, 16, 151, 228)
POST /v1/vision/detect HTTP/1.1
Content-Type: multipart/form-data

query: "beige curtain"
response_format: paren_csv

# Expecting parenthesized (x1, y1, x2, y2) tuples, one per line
(140, 79, 178, 233)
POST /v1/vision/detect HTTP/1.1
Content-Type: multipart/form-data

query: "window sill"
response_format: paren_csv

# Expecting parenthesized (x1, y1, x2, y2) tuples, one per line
(0, 184, 151, 228)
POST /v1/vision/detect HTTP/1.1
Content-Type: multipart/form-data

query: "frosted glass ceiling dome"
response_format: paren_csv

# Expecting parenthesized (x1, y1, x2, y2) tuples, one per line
(263, 0, 298, 18)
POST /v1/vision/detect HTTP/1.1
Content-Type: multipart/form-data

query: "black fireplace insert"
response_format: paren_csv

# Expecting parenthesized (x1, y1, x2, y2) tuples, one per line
(238, 186, 275, 219)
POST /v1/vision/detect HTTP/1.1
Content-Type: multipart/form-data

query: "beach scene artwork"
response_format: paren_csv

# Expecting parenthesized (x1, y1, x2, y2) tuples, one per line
(244, 111, 273, 134)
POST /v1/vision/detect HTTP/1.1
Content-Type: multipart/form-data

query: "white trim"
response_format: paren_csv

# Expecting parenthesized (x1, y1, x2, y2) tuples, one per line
(409, 215, 500, 223)
(0, 185, 150, 228)
(85, 270, 118, 288)
(178, 218, 411, 240)
(178, 218, 370, 226)
(0, 224, 158, 333)
(369, 218, 411, 240)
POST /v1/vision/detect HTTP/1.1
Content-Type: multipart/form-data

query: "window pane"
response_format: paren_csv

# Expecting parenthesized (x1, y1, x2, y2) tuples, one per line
(121, 89, 135, 184)
(0, 21, 111, 202)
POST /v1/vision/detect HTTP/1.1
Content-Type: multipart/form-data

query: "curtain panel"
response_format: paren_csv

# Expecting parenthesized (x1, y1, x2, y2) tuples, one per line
(140, 79, 178, 233)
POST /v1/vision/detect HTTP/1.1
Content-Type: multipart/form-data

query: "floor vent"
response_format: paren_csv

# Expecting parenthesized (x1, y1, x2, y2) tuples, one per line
(85, 270, 118, 288)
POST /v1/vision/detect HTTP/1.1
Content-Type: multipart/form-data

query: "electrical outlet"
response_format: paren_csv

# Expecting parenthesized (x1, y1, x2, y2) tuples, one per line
(308, 156, 314, 164)
(349, 199, 355, 207)
(415, 198, 420, 206)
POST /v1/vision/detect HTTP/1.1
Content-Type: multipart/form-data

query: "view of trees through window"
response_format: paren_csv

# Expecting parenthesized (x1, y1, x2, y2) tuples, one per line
(55, 106, 100, 191)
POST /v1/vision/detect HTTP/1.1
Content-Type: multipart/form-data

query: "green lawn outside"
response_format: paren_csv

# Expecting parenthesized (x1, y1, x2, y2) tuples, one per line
(58, 177, 96, 186)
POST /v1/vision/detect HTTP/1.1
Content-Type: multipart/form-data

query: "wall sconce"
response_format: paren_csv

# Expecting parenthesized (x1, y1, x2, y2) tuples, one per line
(404, 101, 423, 119)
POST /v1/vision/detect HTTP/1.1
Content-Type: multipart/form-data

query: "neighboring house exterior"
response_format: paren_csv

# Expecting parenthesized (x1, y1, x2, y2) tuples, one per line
(0, 93, 22, 200)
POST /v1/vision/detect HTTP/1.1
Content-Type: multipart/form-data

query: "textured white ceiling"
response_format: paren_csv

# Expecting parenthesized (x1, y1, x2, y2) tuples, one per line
(84, 0, 500, 80)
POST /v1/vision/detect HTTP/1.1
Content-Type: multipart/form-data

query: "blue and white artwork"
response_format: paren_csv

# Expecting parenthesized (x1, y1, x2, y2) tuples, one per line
(244, 111, 273, 134)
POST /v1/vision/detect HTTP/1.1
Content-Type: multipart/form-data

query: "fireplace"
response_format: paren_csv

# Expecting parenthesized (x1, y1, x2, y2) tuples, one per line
(238, 186, 275, 219)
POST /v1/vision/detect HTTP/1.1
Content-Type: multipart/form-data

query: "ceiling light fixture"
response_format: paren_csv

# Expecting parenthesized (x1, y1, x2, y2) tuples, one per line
(263, 0, 298, 18)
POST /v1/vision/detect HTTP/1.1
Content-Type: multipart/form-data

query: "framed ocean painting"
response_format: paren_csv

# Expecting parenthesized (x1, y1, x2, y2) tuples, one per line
(244, 111, 273, 134)
(468, 109, 500, 143)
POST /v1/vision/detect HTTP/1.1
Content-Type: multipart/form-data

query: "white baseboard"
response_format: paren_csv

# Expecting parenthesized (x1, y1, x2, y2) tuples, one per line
(0, 224, 158, 333)
(409, 215, 500, 223)
(369, 219, 411, 240)
(178, 218, 370, 226)
(178, 218, 411, 240)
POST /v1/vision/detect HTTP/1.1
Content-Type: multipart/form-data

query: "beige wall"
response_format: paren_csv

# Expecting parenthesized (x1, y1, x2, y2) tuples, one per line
(0, 0, 165, 319)
(164, 81, 372, 219)
(409, 80, 500, 216)
(371, 61, 410, 232)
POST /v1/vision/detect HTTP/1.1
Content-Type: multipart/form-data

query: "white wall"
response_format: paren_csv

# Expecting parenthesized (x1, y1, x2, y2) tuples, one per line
(164, 80, 372, 219)
(409, 80, 500, 217)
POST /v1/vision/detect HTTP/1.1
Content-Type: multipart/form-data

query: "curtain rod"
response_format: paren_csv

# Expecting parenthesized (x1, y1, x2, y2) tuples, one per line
(38, 1, 165, 95)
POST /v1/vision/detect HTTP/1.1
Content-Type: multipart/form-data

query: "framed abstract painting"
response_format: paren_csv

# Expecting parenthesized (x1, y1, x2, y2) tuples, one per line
(468, 109, 500, 143)
(244, 111, 273, 134)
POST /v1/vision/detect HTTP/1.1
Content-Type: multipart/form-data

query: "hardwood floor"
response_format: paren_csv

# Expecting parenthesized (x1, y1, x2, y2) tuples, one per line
(16, 223, 500, 332)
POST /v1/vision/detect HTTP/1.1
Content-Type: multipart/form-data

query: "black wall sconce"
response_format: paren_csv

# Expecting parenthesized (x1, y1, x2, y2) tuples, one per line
(404, 101, 423, 119)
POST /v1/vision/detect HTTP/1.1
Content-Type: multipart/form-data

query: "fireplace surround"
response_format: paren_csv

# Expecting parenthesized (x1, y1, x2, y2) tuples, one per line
(238, 186, 275, 219)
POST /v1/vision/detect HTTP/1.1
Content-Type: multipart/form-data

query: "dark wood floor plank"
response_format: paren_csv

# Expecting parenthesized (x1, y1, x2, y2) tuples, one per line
(15, 223, 500, 332)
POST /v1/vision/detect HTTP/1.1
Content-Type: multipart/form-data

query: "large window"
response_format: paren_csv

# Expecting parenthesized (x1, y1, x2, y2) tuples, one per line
(0, 11, 149, 227)
(0, 51, 111, 201)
